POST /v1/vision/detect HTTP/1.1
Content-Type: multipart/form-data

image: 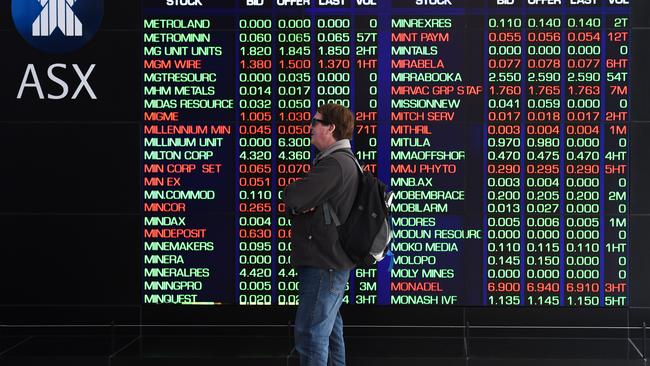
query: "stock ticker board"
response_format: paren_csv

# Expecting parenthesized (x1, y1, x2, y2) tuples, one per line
(142, 0, 630, 307)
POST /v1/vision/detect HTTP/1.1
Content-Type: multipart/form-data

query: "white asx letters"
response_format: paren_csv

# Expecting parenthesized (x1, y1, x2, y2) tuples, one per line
(17, 64, 97, 99)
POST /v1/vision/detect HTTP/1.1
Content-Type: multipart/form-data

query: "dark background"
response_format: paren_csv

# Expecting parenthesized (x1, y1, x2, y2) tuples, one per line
(0, 0, 649, 331)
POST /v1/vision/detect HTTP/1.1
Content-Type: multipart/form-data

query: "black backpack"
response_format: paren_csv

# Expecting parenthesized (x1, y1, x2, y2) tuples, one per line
(324, 150, 394, 267)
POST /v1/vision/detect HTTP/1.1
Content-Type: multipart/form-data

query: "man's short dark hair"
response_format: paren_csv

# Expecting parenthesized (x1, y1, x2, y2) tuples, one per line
(317, 103, 354, 140)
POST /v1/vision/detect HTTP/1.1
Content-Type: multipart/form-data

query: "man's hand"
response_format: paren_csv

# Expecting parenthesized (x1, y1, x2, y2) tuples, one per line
(289, 207, 316, 216)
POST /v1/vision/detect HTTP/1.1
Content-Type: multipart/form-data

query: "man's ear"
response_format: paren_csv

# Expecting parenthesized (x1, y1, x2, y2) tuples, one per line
(329, 124, 336, 134)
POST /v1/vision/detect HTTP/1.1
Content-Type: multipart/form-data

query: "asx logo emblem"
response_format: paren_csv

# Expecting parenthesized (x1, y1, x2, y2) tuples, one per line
(12, 0, 103, 53)
(32, 0, 83, 37)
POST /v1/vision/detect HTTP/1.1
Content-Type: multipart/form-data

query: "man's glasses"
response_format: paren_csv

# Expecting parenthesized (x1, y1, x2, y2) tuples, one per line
(311, 118, 327, 127)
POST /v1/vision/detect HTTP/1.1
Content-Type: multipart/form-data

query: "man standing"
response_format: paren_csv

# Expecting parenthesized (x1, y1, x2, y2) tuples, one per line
(283, 103, 358, 366)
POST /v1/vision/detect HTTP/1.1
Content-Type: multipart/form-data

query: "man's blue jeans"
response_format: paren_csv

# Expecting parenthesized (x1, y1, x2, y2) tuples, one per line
(295, 267, 350, 366)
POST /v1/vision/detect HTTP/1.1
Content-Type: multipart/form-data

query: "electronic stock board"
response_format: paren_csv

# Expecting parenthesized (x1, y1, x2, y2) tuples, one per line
(142, 0, 631, 307)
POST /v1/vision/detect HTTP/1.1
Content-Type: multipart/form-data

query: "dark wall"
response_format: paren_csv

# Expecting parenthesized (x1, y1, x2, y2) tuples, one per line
(0, 0, 141, 307)
(0, 0, 649, 328)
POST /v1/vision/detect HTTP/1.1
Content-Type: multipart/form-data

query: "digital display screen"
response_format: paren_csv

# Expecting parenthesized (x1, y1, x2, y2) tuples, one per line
(142, 0, 630, 306)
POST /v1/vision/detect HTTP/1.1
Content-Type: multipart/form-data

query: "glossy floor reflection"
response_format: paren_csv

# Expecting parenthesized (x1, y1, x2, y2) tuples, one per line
(0, 334, 646, 366)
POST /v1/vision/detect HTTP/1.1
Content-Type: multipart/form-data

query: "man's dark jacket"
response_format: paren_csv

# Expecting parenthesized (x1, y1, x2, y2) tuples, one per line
(283, 139, 358, 270)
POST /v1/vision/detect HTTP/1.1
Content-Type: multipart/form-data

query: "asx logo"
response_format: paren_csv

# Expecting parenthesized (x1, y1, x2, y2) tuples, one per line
(13, 0, 103, 99)
(12, 0, 103, 53)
